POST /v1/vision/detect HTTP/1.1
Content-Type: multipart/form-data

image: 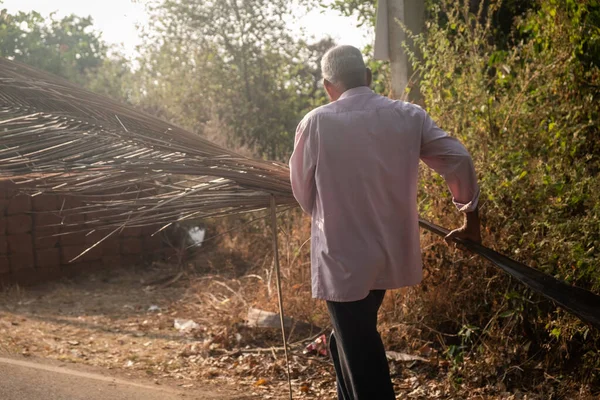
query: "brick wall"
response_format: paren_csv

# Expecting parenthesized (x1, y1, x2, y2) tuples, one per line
(0, 180, 166, 286)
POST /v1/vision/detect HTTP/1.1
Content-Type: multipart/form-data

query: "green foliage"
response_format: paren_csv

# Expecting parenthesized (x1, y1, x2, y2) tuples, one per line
(564, 0, 600, 69)
(410, 0, 600, 383)
(326, 0, 377, 27)
(0, 9, 106, 85)
(363, 43, 391, 96)
(0, 3, 328, 160)
(81, 50, 136, 104)
(135, 0, 330, 160)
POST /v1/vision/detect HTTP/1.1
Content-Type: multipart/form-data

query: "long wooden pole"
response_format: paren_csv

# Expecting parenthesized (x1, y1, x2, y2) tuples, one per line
(270, 195, 293, 399)
(419, 218, 600, 330)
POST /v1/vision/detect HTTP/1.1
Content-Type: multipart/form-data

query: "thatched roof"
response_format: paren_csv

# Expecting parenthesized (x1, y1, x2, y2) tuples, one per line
(0, 58, 296, 232)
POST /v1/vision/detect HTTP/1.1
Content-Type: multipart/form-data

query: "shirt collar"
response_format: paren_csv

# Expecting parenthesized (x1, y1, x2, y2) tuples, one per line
(338, 86, 374, 100)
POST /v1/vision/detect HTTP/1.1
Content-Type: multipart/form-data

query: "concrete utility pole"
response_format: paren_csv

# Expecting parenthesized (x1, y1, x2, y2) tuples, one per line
(374, 0, 425, 101)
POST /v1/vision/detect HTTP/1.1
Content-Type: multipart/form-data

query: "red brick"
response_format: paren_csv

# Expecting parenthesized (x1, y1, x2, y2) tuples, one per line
(83, 211, 98, 223)
(61, 245, 86, 264)
(4, 182, 19, 192)
(62, 196, 83, 209)
(59, 213, 85, 231)
(0, 272, 11, 286)
(82, 243, 103, 262)
(60, 262, 81, 278)
(122, 254, 142, 266)
(10, 253, 35, 270)
(61, 245, 102, 264)
(11, 267, 37, 284)
(59, 232, 86, 246)
(101, 238, 120, 254)
(3, 183, 17, 198)
(0, 198, 9, 214)
(33, 213, 62, 232)
(84, 210, 112, 223)
(7, 194, 31, 215)
(102, 255, 122, 267)
(143, 235, 163, 252)
(32, 194, 60, 212)
(0, 217, 6, 235)
(36, 248, 61, 269)
(83, 261, 103, 273)
(142, 225, 162, 235)
(31, 266, 63, 283)
(121, 238, 142, 255)
(0, 255, 9, 274)
(7, 233, 33, 254)
(33, 231, 59, 249)
(61, 261, 102, 279)
(123, 226, 143, 237)
(84, 230, 106, 246)
(0, 236, 6, 255)
(6, 214, 32, 234)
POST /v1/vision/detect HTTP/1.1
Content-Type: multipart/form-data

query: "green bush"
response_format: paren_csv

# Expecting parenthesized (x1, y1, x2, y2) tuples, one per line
(405, 0, 600, 389)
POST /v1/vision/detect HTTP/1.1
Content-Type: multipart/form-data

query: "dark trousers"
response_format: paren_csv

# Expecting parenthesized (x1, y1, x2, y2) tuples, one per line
(326, 290, 395, 400)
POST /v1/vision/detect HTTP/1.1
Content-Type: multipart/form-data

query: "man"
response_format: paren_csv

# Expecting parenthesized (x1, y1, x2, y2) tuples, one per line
(289, 45, 481, 399)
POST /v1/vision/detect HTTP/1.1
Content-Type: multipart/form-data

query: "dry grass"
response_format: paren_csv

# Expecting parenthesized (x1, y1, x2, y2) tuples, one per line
(208, 211, 599, 399)
(0, 213, 597, 399)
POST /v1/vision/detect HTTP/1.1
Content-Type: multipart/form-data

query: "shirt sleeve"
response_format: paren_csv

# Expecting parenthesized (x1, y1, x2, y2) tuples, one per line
(419, 111, 480, 212)
(289, 116, 317, 215)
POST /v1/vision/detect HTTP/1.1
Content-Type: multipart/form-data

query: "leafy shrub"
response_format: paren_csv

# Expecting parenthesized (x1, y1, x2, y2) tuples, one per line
(401, 0, 600, 390)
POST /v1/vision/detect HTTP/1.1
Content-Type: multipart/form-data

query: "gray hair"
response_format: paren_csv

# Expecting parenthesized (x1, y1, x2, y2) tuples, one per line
(321, 45, 367, 89)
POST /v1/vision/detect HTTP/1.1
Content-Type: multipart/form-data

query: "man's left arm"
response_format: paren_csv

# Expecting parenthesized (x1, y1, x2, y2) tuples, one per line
(419, 111, 481, 244)
(289, 116, 317, 216)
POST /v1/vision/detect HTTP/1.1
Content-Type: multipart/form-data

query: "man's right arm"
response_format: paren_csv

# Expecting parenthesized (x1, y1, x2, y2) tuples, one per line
(418, 110, 481, 244)
(289, 116, 317, 216)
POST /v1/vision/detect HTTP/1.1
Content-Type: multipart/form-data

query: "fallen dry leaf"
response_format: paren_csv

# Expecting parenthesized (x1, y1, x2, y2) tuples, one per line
(254, 378, 269, 386)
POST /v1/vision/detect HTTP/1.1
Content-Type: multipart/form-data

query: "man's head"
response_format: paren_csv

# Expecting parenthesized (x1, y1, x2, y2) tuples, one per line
(321, 45, 372, 101)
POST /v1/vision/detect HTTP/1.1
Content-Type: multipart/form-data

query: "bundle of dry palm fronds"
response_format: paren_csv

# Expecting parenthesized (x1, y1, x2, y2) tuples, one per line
(0, 58, 296, 234)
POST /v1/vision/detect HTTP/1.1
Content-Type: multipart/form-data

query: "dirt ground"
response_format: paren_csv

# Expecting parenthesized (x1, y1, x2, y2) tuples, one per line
(0, 263, 594, 399)
(0, 264, 335, 399)
(0, 353, 245, 400)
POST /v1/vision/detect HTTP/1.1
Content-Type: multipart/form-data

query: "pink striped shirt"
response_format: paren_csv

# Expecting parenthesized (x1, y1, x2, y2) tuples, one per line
(289, 87, 479, 301)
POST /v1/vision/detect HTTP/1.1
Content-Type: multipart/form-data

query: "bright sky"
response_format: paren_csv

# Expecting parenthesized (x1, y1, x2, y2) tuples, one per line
(0, 0, 372, 57)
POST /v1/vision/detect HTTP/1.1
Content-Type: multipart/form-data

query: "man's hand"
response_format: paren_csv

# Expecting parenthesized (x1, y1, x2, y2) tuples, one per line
(445, 209, 481, 246)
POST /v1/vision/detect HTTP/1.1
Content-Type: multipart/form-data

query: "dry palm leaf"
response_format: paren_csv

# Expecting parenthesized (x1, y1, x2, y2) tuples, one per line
(0, 58, 296, 232)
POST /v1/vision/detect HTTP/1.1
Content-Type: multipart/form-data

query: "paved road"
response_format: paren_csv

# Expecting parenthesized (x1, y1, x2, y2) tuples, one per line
(0, 355, 241, 400)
